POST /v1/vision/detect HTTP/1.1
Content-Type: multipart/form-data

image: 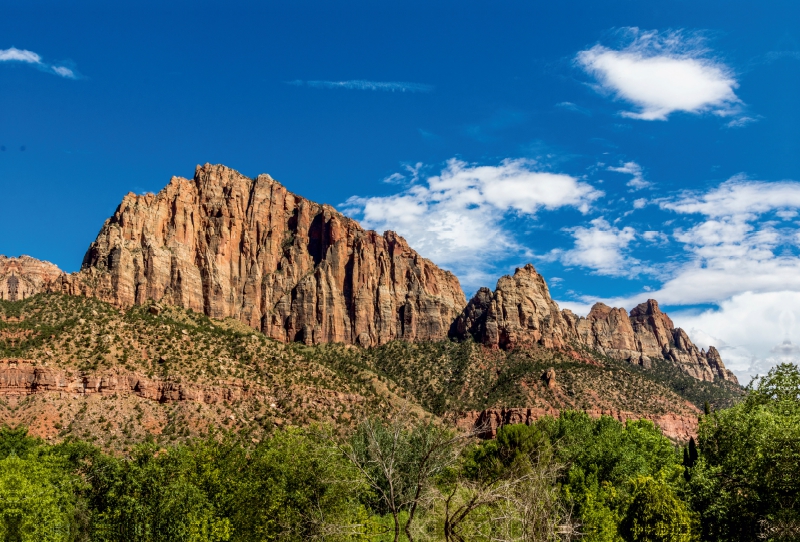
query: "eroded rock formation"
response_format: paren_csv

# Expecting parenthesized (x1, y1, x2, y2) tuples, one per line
(457, 407, 699, 442)
(454, 264, 738, 383)
(0, 256, 62, 301)
(0, 359, 258, 404)
(3, 164, 734, 384)
(451, 264, 571, 349)
(52, 164, 466, 346)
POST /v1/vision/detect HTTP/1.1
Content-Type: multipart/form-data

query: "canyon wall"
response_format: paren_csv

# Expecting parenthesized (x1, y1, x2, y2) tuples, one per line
(52, 164, 466, 346)
(453, 264, 738, 383)
(3, 164, 735, 383)
(0, 255, 63, 301)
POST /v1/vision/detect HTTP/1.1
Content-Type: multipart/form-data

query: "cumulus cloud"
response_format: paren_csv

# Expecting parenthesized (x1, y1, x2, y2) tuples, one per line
(342, 158, 602, 288)
(0, 47, 76, 78)
(576, 28, 741, 120)
(550, 218, 640, 276)
(608, 161, 650, 189)
(671, 292, 800, 380)
(288, 79, 433, 92)
(661, 176, 800, 218)
(562, 175, 800, 380)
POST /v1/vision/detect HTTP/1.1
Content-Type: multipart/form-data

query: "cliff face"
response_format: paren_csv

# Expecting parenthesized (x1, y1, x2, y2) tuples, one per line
(0, 256, 62, 301)
(54, 164, 466, 346)
(3, 163, 734, 384)
(455, 265, 738, 384)
(452, 264, 571, 349)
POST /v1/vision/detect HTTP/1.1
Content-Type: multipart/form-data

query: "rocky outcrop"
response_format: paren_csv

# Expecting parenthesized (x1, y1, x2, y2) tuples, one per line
(0, 359, 261, 404)
(457, 407, 699, 442)
(451, 264, 571, 349)
(454, 265, 738, 384)
(52, 164, 466, 346)
(565, 299, 737, 382)
(0, 256, 63, 301)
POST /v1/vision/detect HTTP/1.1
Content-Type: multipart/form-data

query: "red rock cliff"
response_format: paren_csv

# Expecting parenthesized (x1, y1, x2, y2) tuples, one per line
(0, 256, 63, 301)
(454, 264, 738, 384)
(54, 164, 466, 346)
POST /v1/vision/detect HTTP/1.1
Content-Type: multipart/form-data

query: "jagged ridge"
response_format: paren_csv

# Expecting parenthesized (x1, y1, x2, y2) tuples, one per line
(2, 165, 735, 385)
(451, 264, 737, 383)
(51, 164, 466, 347)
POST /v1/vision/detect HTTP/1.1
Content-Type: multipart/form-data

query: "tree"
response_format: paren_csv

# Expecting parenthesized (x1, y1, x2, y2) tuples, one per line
(619, 476, 693, 542)
(0, 452, 80, 542)
(443, 423, 569, 542)
(342, 416, 462, 542)
(690, 363, 800, 541)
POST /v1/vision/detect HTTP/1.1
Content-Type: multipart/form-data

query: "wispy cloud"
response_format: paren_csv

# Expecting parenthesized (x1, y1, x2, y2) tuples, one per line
(556, 101, 591, 115)
(342, 158, 602, 290)
(0, 47, 77, 78)
(576, 28, 742, 121)
(288, 79, 433, 92)
(608, 161, 650, 190)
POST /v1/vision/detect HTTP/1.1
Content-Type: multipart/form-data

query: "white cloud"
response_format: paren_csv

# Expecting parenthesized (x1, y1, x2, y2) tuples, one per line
(642, 230, 669, 244)
(556, 101, 591, 115)
(661, 176, 800, 218)
(0, 47, 76, 78)
(576, 28, 741, 121)
(633, 198, 648, 209)
(671, 292, 800, 381)
(608, 161, 650, 189)
(563, 176, 800, 379)
(288, 79, 433, 92)
(343, 158, 602, 289)
(550, 218, 640, 276)
(0, 47, 41, 63)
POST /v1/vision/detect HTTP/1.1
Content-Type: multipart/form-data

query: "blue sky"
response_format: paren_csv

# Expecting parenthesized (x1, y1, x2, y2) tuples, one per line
(3, 0, 800, 379)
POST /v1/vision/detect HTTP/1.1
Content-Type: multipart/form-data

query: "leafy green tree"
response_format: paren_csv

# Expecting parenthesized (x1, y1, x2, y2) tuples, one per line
(537, 412, 686, 542)
(619, 476, 693, 542)
(445, 424, 566, 542)
(690, 363, 800, 541)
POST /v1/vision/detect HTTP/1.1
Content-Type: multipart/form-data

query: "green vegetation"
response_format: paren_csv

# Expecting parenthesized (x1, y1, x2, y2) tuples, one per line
(0, 363, 793, 541)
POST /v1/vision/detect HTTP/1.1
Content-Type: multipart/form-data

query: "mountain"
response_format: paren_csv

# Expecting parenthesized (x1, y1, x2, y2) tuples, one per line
(453, 264, 737, 383)
(0, 293, 740, 447)
(53, 164, 465, 347)
(0, 164, 744, 445)
(0, 255, 62, 301)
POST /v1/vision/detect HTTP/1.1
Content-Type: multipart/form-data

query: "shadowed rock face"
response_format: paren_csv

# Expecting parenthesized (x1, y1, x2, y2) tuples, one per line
(454, 264, 738, 384)
(52, 164, 467, 346)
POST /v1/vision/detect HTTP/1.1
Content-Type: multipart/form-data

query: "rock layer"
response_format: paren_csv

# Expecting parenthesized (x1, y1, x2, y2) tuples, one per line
(0, 256, 62, 301)
(457, 407, 699, 442)
(53, 164, 466, 346)
(0, 359, 257, 404)
(454, 264, 738, 383)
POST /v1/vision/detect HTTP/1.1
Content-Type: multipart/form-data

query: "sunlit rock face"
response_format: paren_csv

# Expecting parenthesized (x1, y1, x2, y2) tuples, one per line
(0, 256, 63, 301)
(53, 164, 467, 346)
(455, 264, 738, 384)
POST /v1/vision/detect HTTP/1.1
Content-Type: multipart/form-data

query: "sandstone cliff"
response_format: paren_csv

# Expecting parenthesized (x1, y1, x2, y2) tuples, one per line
(53, 164, 466, 346)
(454, 264, 738, 384)
(0, 255, 62, 301)
(457, 407, 699, 442)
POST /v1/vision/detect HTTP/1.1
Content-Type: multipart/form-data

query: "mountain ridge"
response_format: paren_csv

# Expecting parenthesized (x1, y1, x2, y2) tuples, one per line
(1, 163, 735, 386)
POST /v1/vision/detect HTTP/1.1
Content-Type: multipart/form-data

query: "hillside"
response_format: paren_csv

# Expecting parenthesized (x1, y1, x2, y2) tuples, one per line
(0, 293, 741, 449)
(0, 163, 746, 447)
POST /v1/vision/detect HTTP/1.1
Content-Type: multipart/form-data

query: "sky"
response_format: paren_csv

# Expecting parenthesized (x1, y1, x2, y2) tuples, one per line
(2, 0, 800, 381)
